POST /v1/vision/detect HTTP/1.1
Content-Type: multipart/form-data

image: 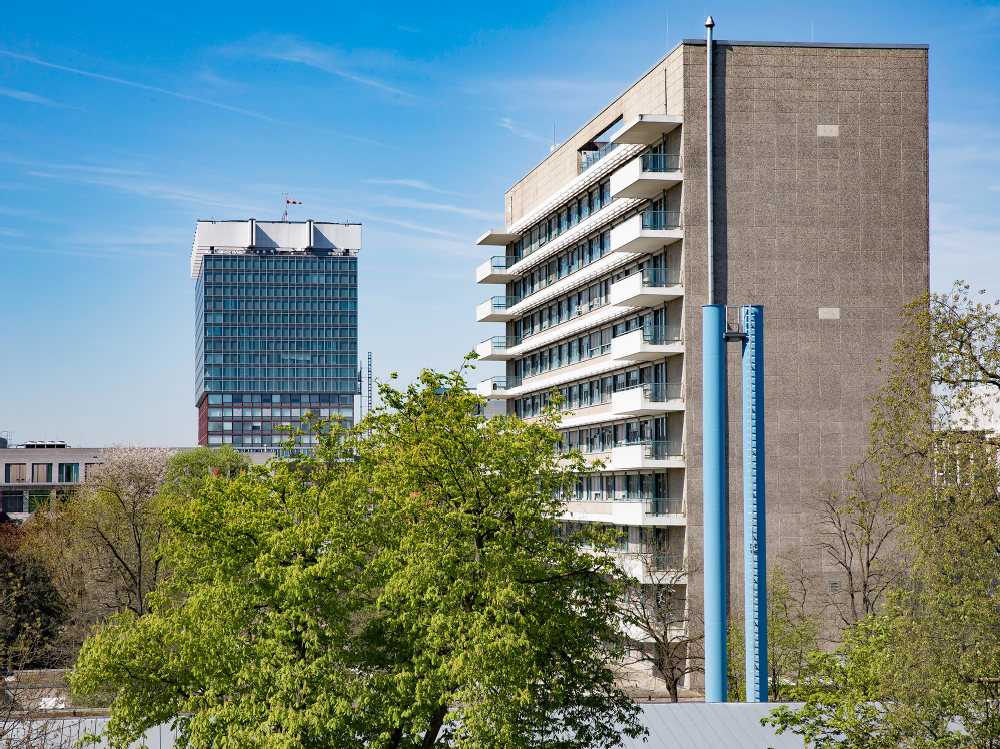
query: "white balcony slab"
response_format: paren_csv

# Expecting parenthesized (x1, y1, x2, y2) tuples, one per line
(610, 157, 683, 200)
(611, 329, 684, 362)
(611, 388, 685, 417)
(610, 444, 685, 470)
(609, 273, 684, 307)
(477, 229, 520, 246)
(610, 114, 683, 145)
(562, 500, 686, 527)
(476, 299, 518, 323)
(476, 257, 521, 284)
(475, 339, 518, 361)
(609, 213, 682, 255)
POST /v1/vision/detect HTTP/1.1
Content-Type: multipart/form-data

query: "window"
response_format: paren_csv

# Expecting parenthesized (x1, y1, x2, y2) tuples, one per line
(4, 463, 25, 483)
(85, 463, 101, 480)
(58, 463, 79, 483)
(1, 491, 23, 513)
(31, 464, 52, 483)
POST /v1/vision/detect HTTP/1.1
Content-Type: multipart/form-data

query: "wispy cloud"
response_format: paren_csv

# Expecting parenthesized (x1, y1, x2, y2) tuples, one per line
(0, 50, 404, 151)
(375, 196, 501, 222)
(12, 158, 268, 214)
(245, 36, 422, 100)
(0, 86, 85, 110)
(364, 178, 467, 197)
(498, 118, 550, 145)
(0, 228, 25, 237)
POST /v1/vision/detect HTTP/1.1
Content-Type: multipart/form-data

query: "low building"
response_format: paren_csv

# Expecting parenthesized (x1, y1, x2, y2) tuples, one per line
(0, 443, 274, 522)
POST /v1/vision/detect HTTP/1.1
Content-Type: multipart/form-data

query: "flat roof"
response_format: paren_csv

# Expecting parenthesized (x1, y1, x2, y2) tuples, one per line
(683, 39, 928, 49)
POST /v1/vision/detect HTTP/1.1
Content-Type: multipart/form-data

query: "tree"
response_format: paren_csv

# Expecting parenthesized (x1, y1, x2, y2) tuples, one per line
(19, 444, 174, 663)
(158, 444, 251, 503)
(726, 562, 820, 702)
(71, 365, 645, 749)
(811, 462, 903, 631)
(767, 283, 1000, 747)
(0, 538, 66, 667)
(766, 563, 820, 701)
(617, 528, 702, 702)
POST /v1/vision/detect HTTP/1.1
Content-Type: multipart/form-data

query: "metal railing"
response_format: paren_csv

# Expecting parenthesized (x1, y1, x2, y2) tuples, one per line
(488, 295, 521, 311)
(618, 382, 683, 402)
(614, 440, 684, 460)
(644, 498, 684, 517)
(489, 256, 519, 272)
(483, 336, 522, 352)
(616, 267, 682, 288)
(485, 375, 522, 391)
(641, 153, 681, 172)
(641, 325, 682, 345)
(580, 141, 619, 172)
(640, 210, 682, 230)
(650, 554, 685, 572)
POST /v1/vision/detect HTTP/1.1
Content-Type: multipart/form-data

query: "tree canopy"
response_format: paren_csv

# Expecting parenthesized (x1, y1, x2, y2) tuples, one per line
(72, 366, 644, 749)
(767, 283, 1000, 748)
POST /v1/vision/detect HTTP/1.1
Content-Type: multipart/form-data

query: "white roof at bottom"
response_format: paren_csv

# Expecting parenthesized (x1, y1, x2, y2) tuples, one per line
(622, 703, 808, 749)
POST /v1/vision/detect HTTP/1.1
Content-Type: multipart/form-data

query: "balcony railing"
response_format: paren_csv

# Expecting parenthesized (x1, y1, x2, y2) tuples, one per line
(618, 382, 682, 402)
(615, 440, 684, 460)
(484, 375, 522, 391)
(640, 210, 681, 230)
(489, 255, 519, 271)
(618, 267, 682, 288)
(488, 295, 521, 311)
(483, 336, 522, 353)
(641, 325, 682, 345)
(643, 498, 684, 517)
(649, 554, 685, 572)
(641, 153, 681, 172)
(581, 141, 619, 173)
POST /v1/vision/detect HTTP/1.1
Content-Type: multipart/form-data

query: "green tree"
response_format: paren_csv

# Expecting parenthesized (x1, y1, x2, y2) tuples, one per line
(766, 563, 819, 701)
(71, 366, 644, 749)
(159, 444, 251, 503)
(767, 283, 1000, 747)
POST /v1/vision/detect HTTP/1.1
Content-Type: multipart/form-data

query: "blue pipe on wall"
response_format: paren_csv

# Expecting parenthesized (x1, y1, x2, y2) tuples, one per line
(742, 305, 768, 702)
(702, 304, 727, 702)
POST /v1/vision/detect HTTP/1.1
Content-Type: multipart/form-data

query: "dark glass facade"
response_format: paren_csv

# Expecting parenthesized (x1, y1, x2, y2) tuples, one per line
(195, 251, 358, 449)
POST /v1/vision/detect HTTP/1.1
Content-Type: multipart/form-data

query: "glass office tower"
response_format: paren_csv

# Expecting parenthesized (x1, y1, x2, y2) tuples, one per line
(191, 219, 362, 450)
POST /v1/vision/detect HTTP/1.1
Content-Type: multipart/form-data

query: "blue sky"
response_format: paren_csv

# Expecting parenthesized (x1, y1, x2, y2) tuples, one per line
(1, 0, 998, 447)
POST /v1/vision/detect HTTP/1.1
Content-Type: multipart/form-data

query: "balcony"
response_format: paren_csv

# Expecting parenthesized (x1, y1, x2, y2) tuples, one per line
(580, 141, 619, 173)
(610, 267, 683, 307)
(475, 336, 522, 361)
(476, 295, 521, 323)
(476, 375, 522, 398)
(476, 229, 521, 246)
(476, 255, 522, 284)
(611, 440, 684, 469)
(611, 326, 683, 362)
(610, 114, 682, 145)
(610, 211, 683, 255)
(610, 153, 683, 199)
(563, 497, 685, 526)
(612, 382, 684, 416)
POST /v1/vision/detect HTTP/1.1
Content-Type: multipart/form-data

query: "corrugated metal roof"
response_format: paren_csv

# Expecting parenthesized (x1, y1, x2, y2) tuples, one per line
(624, 703, 807, 749)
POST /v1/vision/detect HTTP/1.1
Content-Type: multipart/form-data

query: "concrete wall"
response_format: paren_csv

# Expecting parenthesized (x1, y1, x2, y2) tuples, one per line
(679, 42, 929, 623)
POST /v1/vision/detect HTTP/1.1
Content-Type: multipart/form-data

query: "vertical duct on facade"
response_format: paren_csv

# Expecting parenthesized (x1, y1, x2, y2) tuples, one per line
(705, 16, 715, 305)
(702, 304, 727, 703)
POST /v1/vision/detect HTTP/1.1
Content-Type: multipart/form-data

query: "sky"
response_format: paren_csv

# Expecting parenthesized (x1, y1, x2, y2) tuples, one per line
(1, 0, 998, 447)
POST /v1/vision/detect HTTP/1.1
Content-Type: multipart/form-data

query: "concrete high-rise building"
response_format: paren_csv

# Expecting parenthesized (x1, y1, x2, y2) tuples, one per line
(474, 34, 928, 680)
(191, 219, 362, 450)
